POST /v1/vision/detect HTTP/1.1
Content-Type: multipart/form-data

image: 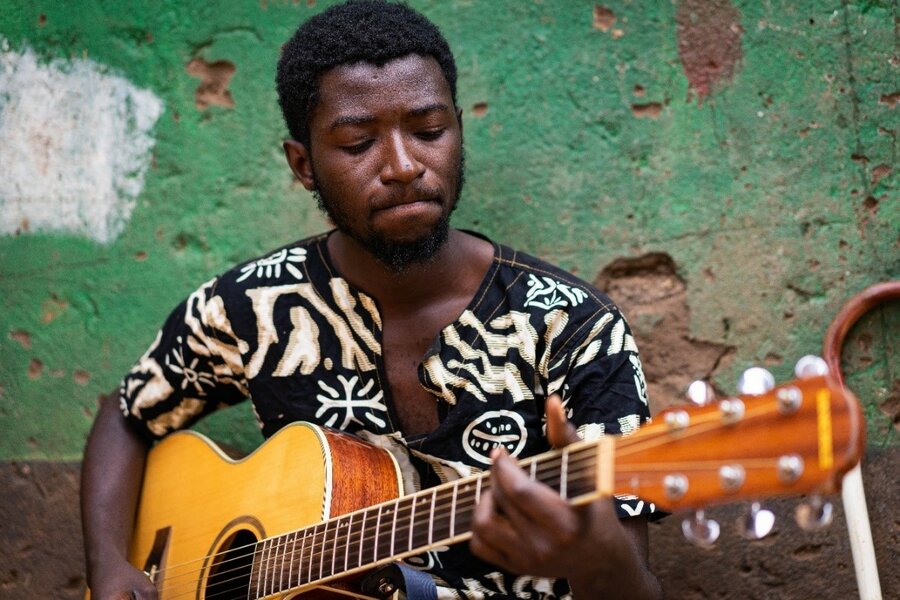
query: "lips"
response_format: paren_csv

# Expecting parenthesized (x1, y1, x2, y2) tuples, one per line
(371, 189, 442, 212)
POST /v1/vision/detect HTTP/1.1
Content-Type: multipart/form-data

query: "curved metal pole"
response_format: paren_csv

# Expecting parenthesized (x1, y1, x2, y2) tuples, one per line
(822, 281, 899, 600)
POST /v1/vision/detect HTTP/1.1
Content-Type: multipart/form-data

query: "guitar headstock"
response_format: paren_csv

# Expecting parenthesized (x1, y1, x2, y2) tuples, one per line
(616, 362, 865, 517)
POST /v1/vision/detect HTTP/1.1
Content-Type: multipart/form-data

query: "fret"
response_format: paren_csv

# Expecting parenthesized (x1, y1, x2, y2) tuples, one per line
(427, 488, 437, 546)
(248, 541, 262, 596)
(358, 509, 368, 570)
(319, 520, 331, 580)
(286, 531, 296, 591)
(560, 447, 569, 500)
(450, 482, 459, 538)
(409, 494, 417, 551)
(297, 528, 309, 587)
(261, 537, 273, 597)
(331, 517, 342, 579)
(373, 505, 383, 562)
(274, 534, 284, 593)
(475, 476, 483, 504)
(306, 523, 318, 585)
(343, 513, 353, 574)
(390, 501, 399, 556)
(275, 534, 290, 591)
(530, 459, 537, 480)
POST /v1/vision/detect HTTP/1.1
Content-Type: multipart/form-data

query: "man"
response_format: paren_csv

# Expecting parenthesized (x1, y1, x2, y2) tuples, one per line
(82, 1, 662, 598)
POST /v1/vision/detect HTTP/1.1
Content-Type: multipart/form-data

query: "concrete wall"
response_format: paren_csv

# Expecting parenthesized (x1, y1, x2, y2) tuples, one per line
(0, 1, 896, 597)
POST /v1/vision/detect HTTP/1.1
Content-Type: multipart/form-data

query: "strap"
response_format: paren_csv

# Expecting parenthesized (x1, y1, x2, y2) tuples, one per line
(398, 563, 437, 600)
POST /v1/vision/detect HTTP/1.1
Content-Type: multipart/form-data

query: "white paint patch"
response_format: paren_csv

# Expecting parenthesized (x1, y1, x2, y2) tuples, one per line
(0, 38, 163, 243)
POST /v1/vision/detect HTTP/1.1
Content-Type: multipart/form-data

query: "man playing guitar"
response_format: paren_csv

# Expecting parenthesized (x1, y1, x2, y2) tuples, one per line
(81, 2, 661, 598)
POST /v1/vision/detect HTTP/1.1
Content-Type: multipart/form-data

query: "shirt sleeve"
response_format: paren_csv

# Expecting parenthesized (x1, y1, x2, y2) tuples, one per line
(551, 308, 658, 519)
(118, 278, 250, 440)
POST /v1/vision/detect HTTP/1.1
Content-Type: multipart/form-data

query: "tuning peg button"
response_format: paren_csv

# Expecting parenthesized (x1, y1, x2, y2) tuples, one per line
(718, 398, 745, 424)
(687, 380, 716, 406)
(665, 410, 690, 432)
(777, 454, 805, 484)
(737, 367, 775, 395)
(682, 510, 720, 547)
(739, 502, 776, 540)
(776, 386, 803, 414)
(796, 495, 833, 531)
(794, 355, 828, 379)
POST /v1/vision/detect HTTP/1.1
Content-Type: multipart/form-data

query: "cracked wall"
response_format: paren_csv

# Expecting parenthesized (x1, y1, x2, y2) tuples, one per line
(0, 1, 896, 598)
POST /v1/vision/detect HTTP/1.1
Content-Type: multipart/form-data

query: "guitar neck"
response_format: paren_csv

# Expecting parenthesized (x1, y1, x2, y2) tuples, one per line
(248, 374, 863, 597)
(249, 436, 616, 597)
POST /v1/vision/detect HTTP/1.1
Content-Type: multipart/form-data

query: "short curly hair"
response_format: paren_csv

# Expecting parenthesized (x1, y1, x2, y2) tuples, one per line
(276, 0, 458, 146)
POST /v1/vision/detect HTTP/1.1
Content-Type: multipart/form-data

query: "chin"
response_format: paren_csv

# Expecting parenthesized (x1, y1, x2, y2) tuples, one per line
(364, 217, 451, 272)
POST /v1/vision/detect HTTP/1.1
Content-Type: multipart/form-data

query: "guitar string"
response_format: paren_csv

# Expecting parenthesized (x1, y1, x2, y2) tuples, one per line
(166, 439, 793, 600)
(152, 416, 751, 597)
(158, 459, 606, 600)
(150, 450, 602, 598)
(151, 396, 792, 597)
(157, 437, 775, 600)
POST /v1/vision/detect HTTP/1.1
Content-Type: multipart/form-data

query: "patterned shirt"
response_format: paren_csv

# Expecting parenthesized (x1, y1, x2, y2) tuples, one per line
(120, 231, 655, 599)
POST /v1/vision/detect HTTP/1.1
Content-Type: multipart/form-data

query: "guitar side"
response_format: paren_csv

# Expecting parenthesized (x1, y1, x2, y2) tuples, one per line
(87, 422, 403, 599)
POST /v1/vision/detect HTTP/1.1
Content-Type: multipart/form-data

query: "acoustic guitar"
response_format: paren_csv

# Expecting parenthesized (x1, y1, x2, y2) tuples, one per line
(91, 372, 864, 599)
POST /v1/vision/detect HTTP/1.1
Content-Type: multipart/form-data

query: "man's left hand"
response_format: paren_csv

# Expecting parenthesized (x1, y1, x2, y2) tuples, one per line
(469, 395, 661, 598)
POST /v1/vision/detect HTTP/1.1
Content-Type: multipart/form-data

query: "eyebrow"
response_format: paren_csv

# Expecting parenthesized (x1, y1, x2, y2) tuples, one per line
(328, 102, 452, 131)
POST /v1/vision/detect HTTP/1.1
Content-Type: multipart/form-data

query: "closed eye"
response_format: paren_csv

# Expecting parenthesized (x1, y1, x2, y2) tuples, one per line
(416, 128, 445, 142)
(342, 140, 374, 155)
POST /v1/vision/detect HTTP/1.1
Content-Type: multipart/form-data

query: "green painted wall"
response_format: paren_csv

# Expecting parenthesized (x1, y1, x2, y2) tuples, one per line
(1, 1, 896, 460)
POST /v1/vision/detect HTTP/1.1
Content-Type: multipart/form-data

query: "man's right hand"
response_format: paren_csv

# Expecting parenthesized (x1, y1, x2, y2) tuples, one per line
(81, 394, 154, 600)
(88, 559, 157, 600)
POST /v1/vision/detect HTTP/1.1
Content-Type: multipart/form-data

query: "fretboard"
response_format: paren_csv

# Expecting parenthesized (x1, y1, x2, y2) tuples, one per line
(249, 436, 614, 597)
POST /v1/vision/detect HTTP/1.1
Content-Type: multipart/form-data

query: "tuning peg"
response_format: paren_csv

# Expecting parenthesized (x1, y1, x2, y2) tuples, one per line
(687, 380, 716, 406)
(795, 495, 833, 531)
(739, 502, 776, 540)
(737, 367, 775, 395)
(681, 510, 720, 547)
(794, 355, 829, 379)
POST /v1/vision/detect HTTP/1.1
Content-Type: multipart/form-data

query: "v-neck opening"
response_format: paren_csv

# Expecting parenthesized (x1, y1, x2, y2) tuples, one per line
(314, 230, 502, 442)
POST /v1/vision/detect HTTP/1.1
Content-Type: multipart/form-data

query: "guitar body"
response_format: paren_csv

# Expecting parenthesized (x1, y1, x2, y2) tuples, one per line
(126, 422, 403, 599)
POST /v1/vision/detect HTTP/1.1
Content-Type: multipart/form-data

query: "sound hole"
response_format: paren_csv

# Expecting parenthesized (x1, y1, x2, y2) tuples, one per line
(205, 529, 257, 599)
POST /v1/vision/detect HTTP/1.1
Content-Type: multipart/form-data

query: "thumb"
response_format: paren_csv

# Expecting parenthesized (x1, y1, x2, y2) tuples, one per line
(546, 394, 580, 448)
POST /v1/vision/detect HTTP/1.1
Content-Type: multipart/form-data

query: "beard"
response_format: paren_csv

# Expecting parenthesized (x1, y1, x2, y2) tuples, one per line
(312, 151, 465, 273)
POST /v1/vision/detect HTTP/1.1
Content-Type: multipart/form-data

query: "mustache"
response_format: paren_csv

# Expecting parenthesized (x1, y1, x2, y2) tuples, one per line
(377, 183, 444, 208)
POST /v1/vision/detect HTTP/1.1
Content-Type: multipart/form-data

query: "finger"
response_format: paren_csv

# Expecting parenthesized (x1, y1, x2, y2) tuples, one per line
(545, 394, 580, 448)
(489, 447, 574, 533)
(470, 488, 520, 569)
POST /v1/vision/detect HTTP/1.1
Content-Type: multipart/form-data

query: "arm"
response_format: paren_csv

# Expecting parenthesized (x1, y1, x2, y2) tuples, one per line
(469, 395, 662, 599)
(81, 392, 158, 600)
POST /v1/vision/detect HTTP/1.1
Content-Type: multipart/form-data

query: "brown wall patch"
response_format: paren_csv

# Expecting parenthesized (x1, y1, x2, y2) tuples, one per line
(675, 0, 743, 103)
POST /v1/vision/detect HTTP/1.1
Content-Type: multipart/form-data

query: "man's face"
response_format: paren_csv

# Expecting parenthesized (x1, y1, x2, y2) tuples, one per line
(305, 54, 464, 271)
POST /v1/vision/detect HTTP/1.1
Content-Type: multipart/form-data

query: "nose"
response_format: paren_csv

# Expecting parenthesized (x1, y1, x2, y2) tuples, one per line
(380, 132, 425, 184)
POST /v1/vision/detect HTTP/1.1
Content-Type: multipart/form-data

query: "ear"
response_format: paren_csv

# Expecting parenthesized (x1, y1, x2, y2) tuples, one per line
(283, 139, 316, 191)
(456, 107, 464, 137)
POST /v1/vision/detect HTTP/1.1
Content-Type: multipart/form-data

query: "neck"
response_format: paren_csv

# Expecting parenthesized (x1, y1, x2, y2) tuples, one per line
(248, 435, 615, 598)
(327, 229, 491, 310)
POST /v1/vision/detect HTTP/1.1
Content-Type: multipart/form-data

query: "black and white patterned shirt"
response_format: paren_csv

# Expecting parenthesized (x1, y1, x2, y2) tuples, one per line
(120, 231, 655, 599)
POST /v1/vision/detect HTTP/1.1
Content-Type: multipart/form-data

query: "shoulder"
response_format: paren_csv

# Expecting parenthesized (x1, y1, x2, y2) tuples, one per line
(488, 241, 620, 317)
(212, 232, 332, 297)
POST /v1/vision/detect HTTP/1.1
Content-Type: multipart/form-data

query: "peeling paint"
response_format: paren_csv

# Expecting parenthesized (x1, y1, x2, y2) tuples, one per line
(9, 330, 31, 350)
(675, 0, 743, 103)
(185, 57, 236, 110)
(592, 5, 615, 32)
(0, 39, 164, 243)
(631, 102, 663, 118)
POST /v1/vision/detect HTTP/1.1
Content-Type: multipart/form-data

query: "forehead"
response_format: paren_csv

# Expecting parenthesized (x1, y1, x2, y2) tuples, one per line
(312, 54, 453, 125)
